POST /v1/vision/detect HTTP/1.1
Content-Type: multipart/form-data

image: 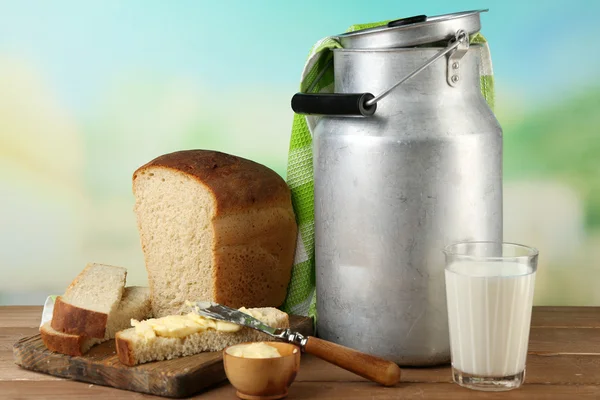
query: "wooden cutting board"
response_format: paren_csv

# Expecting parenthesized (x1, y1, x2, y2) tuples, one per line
(13, 315, 313, 398)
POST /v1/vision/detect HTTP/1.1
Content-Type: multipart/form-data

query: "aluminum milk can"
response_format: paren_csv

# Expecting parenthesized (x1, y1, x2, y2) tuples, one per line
(291, 10, 502, 366)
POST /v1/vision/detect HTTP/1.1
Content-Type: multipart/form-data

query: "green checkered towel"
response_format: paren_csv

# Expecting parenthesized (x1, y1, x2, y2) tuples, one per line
(280, 20, 496, 321)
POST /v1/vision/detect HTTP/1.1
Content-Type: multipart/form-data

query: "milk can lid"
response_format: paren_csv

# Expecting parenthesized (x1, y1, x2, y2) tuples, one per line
(336, 9, 486, 49)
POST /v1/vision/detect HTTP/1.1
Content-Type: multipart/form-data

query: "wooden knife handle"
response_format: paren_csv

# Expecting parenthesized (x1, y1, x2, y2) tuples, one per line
(303, 336, 401, 386)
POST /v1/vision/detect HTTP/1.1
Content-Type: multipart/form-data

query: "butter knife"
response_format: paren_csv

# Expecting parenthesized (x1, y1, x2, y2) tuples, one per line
(190, 302, 401, 386)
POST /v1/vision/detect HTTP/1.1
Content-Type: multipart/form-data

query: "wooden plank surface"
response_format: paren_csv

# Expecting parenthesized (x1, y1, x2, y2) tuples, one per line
(295, 353, 600, 385)
(529, 327, 600, 354)
(531, 306, 600, 328)
(0, 306, 42, 328)
(2, 381, 600, 400)
(206, 382, 600, 400)
(1, 327, 39, 351)
(2, 306, 600, 399)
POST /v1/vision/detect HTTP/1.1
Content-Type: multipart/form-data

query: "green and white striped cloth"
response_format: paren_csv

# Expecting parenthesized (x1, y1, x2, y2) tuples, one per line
(280, 20, 496, 321)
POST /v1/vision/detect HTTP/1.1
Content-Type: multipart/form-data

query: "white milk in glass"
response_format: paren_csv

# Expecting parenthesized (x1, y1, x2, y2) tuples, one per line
(445, 261, 536, 377)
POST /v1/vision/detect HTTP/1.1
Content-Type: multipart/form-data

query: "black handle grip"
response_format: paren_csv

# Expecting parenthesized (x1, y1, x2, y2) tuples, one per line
(387, 15, 427, 28)
(291, 93, 377, 117)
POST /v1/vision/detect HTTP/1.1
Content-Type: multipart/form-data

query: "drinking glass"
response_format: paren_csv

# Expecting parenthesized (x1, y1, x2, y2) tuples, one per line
(443, 241, 538, 391)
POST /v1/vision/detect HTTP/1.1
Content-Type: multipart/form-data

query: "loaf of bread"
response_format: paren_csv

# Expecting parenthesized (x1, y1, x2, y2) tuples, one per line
(116, 307, 289, 366)
(132, 150, 298, 317)
(50, 263, 127, 338)
(41, 286, 152, 356)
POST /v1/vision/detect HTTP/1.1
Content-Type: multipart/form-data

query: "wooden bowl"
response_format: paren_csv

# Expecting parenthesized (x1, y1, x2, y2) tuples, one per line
(223, 342, 301, 400)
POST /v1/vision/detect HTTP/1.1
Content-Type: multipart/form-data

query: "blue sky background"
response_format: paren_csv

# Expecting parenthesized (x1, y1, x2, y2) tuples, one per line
(0, 0, 598, 114)
(1, 1, 599, 305)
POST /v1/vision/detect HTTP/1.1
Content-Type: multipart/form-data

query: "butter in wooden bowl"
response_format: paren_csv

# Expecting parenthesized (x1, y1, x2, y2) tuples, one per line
(223, 342, 301, 400)
(226, 342, 282, 359)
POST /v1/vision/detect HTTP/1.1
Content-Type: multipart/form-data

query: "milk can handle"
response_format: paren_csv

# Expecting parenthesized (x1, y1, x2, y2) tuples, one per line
(291, 30, 469, 117)
(291, 93, 377, 116)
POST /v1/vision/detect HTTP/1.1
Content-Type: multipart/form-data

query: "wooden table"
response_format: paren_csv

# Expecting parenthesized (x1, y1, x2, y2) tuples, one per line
(2, 306, 599, 399)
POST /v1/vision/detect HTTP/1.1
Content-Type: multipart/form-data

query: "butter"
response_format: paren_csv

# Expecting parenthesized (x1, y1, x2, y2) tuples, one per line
(226, 342, 282, 359)
(131, 312, 243, 338)
(151, 315, 208, 338)
(186, 313, 218, 329)
(238, 307, 268, 321)
(131, 318, 156, 339)
(131, 302, 267, 338)
(215, 320, 242, 332)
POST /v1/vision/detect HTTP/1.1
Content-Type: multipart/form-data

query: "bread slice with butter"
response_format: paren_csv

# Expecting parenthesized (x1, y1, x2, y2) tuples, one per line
(115, 307, 289, 366)
(40, 286, 152, 356)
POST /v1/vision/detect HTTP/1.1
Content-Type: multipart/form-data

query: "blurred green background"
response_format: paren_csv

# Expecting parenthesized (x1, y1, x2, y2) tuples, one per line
(1, 0, 599, 305)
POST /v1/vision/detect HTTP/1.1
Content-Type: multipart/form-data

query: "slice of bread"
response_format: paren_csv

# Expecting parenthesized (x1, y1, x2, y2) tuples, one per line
(39, 323, 101, 356)
(116, 307, 289, 366)
(132, 150, 297, 317)
(41, 286, 152, 356)
(105, 286, 153, 338)
(51, 263, 127, 338)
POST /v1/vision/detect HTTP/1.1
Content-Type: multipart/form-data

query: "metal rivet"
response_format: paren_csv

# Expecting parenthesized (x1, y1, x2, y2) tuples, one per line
(452, 62, 459, 70)
(451, 75, 459, 83)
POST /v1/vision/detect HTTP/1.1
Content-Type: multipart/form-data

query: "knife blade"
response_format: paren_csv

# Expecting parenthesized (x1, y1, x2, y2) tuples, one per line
(189, 301, 289, 339)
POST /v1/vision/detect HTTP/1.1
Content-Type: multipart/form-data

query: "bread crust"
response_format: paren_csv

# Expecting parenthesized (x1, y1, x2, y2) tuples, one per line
(39, 323, 88, 357)
(51, 296, 108, 339)
(115, 332, 136, 366)
(212, 209, 297, 308)
(132, 150, 293, 215)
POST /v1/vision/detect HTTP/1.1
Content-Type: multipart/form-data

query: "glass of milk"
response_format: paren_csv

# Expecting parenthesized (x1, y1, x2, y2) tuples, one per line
(443, 241, 538, 391)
